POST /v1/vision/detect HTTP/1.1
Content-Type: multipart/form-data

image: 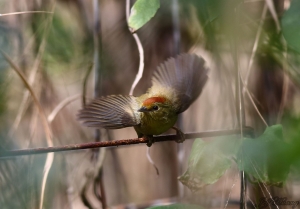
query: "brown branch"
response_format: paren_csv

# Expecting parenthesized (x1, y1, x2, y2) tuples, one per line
(0, 128, 253, 158)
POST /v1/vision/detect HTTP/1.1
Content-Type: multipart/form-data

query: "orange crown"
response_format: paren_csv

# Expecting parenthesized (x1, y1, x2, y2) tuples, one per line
(142, 96, 166, 107)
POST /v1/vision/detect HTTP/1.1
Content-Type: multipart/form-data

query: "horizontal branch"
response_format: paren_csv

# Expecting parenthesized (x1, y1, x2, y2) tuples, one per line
(0, 127, 253, 158)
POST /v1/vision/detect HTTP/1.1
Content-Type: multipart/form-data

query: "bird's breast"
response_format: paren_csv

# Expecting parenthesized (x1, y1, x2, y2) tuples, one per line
(135, 112, 178, 136)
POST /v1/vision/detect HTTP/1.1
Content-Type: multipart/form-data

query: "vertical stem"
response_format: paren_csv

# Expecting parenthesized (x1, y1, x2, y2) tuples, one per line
(99, 169, 107, 208)
(93, 0, 101, 99)
(172, 0, 180, 56)
(238, 73, 247, 209)
(171, 0, 183, 199)
(92, 0, 101, 156)
(92, 1, 106, 209)
(232, 7, 247, 208)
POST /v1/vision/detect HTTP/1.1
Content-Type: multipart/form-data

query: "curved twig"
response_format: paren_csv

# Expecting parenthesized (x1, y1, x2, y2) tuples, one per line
(147, 148, 159, 175)
(47, 94, 81, 123)
(126, 0, 145, 95)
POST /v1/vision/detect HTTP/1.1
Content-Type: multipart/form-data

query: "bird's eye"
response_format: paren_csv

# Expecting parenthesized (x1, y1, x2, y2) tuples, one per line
(152, 105, 159, 110)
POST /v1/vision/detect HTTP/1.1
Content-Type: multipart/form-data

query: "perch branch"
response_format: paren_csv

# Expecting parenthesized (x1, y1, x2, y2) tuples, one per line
(0, 128, 253, 158)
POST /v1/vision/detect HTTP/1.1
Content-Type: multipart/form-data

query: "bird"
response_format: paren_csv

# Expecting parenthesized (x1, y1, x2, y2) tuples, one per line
(77, 53, 209, 146)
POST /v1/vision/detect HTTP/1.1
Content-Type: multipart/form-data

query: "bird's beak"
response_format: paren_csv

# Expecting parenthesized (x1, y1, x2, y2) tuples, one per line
(138, 106, 149, 112)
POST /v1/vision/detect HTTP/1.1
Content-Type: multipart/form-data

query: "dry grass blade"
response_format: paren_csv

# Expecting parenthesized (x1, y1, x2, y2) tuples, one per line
(10, 41, 46, 136)
(1, 50, 53, 141)
(265, 0, 280, 32)
(240, 73, 269, 127)
(0, 11, 53, 17)
(244, 3, 267, 88)
(0, 50, 54, 209)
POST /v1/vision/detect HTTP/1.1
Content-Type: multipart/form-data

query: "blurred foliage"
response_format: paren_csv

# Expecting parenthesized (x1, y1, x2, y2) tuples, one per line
(185, 0, 243, 50)
(45, 14, 76, 63)
(0, 156, 45, 209)
(31, 6, 86, 73)
(282, 0, 300, 53)
(237, 125, 292, 186)
(129, 0, 160, 32)
(0, 154, 67, 209)
(282, 112, 300, 176)
(181, 125, 299, 191)
(179, 136, 241, 192)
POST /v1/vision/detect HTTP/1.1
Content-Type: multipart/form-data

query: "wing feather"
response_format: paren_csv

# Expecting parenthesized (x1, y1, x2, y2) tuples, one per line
(152, 53, 208, 113)
(77, 95, 140, 129)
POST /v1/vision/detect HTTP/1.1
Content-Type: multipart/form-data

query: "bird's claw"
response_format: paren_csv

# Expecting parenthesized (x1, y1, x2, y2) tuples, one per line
(172, 127, 185, 143)
(145, 135, 155, 147)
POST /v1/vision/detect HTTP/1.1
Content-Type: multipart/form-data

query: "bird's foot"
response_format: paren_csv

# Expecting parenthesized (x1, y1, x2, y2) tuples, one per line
(172, 127, 185, 143)
(144, 135, 155, 147)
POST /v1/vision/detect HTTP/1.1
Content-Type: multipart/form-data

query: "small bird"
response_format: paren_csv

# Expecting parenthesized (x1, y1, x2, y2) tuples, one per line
(77, 54, 208, 146)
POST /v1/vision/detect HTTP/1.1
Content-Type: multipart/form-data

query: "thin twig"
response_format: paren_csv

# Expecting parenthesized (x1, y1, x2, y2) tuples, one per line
(91, 1, 106, 208)
(98, 170, 107, 208)
(80, 181, 94, 209)
(236, 52, 247, 209)
(0, 128, 253, 158)
(125, 0, 130, 21)
(0, 11, 53, 17)
(146, 148, 159, 175)
(0, 51, 53, 144)
(248, 158, 279, 209)
(129, 33, 145, 95)
(264, 0, 280, 32)
(276, 73, 289, 123)
(82, 64, 93, 107)
(224, 171, 240, 209)
(231, 9, 247, 207)
(276, 39, 289, 123)
(240, 75, 269, 127)
(244, 3, 267, 88)
(10, 35, 46, 135)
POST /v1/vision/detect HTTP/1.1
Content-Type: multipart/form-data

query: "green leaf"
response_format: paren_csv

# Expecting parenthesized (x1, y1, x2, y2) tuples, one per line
(237, 125, 292, 185)
(146, 203, 204, 209)
(179, 136, 241, 192)
(282, 0, 300, 53)
(128, 0, 160, 32)
(277, 114, 300, 177)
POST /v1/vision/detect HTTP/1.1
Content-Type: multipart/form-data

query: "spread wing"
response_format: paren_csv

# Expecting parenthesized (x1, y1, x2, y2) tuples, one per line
(77, 95, 140, 129)
(152, 53, 208, 113)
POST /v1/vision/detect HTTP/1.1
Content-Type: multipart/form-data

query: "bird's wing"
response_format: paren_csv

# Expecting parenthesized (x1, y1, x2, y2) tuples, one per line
(77, 95, 140, 129)
(152, 53, 208, 113)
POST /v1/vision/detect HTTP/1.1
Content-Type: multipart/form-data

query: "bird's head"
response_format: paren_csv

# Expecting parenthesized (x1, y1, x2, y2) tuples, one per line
(138, 96, 171, 115)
